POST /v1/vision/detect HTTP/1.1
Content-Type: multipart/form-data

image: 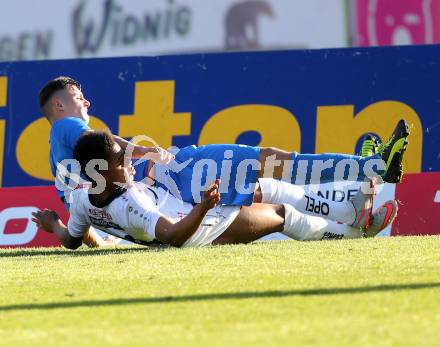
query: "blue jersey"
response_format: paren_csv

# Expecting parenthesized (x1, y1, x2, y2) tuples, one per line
(50, 117, 90, 200)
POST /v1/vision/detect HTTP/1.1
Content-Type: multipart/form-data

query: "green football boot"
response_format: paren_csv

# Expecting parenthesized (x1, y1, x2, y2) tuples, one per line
(377, 119, 410, 183)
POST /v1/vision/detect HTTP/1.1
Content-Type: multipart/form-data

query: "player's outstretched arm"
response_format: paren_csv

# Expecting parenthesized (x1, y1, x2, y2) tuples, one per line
(155, 179, 221, 247)
(32, 209, 83, 250)
(112, 135, 174, 164)
(82, 228, 108, 248)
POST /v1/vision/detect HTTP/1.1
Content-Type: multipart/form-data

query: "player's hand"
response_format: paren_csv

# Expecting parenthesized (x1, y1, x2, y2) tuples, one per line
(145, 147, 175, 164)
(102, 235, 122, 246)
(201, 179, 221, 210)
(31, 209, 60, 233)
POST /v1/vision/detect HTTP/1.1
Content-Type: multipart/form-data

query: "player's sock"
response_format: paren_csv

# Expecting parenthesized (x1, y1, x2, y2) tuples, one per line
(287, 152, 385, 185)
(259, 178, 355, 224)
(281, 204, 363, 240)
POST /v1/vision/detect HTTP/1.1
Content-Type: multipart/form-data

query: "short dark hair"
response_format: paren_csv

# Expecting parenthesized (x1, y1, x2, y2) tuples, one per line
(74, 130, 115, 181)
(38, 76, 81, 110)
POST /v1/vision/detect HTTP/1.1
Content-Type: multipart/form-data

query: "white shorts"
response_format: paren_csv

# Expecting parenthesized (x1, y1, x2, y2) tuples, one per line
(182, 205, 241, 247)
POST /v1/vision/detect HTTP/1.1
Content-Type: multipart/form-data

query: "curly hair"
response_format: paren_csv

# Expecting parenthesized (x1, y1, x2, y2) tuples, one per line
(74, 130, 115, 182)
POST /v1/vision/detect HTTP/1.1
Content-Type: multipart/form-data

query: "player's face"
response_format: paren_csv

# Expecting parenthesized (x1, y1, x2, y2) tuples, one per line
(60, 85, 90, 124)
(105, 143, 135, 189)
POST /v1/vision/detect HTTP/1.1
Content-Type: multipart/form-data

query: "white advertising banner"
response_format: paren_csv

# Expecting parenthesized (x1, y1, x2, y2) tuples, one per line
(0, 0, 347, 61)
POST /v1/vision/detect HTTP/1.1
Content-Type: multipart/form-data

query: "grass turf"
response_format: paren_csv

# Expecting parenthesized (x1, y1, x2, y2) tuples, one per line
(0, 236, 439, 346)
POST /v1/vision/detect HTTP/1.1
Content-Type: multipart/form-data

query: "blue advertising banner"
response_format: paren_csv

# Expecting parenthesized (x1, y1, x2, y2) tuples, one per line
(0, 45, 438, 188)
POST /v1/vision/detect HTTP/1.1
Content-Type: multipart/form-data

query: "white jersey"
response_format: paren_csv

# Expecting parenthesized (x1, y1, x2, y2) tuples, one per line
(67, 182, 240, 247)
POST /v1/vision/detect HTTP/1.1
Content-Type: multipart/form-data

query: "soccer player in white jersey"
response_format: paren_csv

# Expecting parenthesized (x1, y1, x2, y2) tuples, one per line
(32, 131, 398, 248)
(39, 77, 174, 246)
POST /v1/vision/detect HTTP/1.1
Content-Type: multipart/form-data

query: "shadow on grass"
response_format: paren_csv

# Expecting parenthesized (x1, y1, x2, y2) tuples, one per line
(0, 245, 169, 258)
(2, 282, 440, 312)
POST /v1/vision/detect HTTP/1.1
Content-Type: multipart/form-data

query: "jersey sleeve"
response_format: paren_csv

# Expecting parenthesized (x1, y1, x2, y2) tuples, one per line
(67, 190, 90, 238)
(52, 117, 90, 148)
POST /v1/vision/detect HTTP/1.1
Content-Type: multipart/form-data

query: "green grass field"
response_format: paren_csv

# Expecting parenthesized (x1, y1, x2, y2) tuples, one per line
(1, 236, 440, 347)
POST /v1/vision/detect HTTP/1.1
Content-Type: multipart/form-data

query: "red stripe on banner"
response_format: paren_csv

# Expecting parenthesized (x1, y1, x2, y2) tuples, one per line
(0, 186, 67, 248)
(393, 173, 440, 236)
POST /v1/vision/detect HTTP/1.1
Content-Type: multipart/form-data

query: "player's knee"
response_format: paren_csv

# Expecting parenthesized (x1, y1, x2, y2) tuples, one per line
(273, 204, 285, 219)
(260, 147, 277, 158)
(260, 147, 291, 160)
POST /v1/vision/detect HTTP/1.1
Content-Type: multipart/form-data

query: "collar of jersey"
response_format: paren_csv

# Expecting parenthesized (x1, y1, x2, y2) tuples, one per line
(88, 187, 127, 208)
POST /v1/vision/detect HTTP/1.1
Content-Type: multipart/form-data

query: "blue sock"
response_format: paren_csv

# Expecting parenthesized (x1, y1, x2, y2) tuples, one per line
(286, 152, 385, 185)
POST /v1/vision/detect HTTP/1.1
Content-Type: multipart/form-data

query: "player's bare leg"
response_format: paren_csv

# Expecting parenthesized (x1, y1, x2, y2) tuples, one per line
(212, 203, 285, 245)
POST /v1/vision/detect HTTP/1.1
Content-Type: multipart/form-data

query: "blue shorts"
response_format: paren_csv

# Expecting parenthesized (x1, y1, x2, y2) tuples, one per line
(133, 159, 149, 182)
(153, 144, 261, 206)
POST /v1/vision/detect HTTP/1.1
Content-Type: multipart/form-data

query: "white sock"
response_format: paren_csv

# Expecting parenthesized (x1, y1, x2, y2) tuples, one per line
(281, 204, 362, 241)
(259, 178, 355, 224)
